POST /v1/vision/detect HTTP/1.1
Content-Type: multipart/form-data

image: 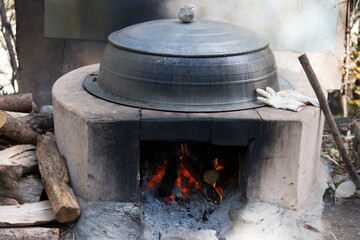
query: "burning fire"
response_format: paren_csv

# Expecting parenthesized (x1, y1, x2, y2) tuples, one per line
(212, 158, 224, 171)
(145, 144, 224, 204)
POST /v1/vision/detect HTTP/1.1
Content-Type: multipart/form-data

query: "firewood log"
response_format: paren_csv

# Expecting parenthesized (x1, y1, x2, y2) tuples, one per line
(0, 111, 39, 144)
(0, 227, 59, 239)
(0, 93, 33, 112)
(0, 197, 19, 206)
(157, 155, 181, 198)
(203, 170, 219, 185)
(17, 112, 54, 133)
(181, 156, 222, 204)
(36, 133, 80, 223)
(0, 144, 37, 187)
(0, 175, 43, 204)
(0, 201, 55, 227)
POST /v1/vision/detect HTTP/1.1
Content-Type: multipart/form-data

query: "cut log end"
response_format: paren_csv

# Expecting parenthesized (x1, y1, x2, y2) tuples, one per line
(0, 111, 6, 128)
(203, 170, 219, 185)
(56, 206, 81, 223)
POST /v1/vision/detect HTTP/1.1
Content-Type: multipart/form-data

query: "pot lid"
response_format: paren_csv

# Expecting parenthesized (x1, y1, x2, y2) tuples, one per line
(108, 19, 269, 57)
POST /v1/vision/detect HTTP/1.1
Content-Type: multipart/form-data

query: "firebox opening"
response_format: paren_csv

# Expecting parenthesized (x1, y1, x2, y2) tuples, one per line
(140, 141, 249, 236)
(140, 141, 247, 204)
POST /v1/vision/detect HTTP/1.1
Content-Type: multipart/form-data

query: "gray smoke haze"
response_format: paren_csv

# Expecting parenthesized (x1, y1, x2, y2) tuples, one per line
(164, 0, 339, 53)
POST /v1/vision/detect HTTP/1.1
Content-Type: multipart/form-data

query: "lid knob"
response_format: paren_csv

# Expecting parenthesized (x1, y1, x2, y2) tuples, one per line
(178, 4, 196, 23)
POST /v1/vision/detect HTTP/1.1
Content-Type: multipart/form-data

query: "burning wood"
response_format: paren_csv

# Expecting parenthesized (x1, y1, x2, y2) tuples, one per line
(157, 155, 181, 198)
(146, 144, 224, 204)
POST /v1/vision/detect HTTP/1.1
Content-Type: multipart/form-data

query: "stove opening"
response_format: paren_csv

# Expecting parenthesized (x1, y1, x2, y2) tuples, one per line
(141, 142, 247, 205)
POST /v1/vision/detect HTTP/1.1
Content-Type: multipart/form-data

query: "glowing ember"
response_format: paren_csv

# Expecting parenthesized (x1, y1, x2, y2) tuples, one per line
(145, 160, 167, 190)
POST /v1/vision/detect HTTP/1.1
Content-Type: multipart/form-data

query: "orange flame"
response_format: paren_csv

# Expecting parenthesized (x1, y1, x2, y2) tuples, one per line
(146, 144, 224, 204)
(213, 183, 223, 204)
(212, 158, 224, 171)
(145, 160, 167, 190)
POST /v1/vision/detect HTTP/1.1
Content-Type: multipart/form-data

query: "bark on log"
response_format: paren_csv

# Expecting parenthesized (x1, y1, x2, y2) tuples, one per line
(36, 133, 80, 223)
(18, 112, 54, 132)
(0, 201, 56, 227)
(0, 175, 43, 204)
(0, 197, 19, 206)
(0, 111, 39, 145)
(0, 144, 37, 187)
(0, 94, 33, 112)
(157, 155, 181, 198)
(0, 227, 59, 240)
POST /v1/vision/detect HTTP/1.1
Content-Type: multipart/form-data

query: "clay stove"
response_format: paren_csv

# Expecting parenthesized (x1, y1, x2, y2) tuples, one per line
(51, 13, 326, 239)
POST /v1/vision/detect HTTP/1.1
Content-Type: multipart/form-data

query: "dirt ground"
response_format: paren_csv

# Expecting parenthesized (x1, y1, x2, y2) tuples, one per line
(322, 191, 360, 240)
(321, 122, 360, 240)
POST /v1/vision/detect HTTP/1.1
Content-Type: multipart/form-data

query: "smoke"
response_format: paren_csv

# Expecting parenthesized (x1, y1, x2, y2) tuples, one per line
(163, 0, 339, 53)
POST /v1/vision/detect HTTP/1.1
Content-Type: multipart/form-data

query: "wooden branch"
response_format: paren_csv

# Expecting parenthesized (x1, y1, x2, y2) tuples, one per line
(0, 227, 59, 240)
(0, 175, 43, 204)
(0, 94, 33, 112)
(0, 144, 37, 187)
(36, 133, 80, 223)
(299, 53, 360, 189)
(0, 111, 39, 145)
(157, 155, 181, 198)
(0, 201, 55, 227)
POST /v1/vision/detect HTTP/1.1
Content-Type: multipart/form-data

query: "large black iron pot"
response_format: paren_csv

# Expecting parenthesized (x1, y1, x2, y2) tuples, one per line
(84, 19, 292, 112)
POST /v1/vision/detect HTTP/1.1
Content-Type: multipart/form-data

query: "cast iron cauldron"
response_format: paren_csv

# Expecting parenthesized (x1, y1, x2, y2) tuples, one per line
(84, 14, 292, 112)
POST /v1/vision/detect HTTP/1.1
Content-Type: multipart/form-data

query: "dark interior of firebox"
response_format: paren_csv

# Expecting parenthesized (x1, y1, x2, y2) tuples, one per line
(140, 142, 246, 205)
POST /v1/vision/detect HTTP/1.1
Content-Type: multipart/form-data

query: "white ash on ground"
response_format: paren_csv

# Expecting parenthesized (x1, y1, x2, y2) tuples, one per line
(140, 183, 328, 240)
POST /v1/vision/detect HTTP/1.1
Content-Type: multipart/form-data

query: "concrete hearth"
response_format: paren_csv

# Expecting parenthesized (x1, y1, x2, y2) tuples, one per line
(52, 64, 325, 212)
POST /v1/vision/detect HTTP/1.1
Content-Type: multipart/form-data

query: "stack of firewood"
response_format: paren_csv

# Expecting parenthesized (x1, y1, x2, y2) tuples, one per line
(0, 94, 80, 239)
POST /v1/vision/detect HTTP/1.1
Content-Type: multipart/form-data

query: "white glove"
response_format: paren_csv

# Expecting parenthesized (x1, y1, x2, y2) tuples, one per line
(277, 90, 319, 107)
(256, 87, 306, 112)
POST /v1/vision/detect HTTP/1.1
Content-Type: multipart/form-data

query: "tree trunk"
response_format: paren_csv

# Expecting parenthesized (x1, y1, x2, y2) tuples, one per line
(36, 133, 80, 223)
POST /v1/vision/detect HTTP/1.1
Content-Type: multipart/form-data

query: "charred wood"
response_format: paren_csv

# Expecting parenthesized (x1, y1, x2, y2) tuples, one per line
(181, 156, 221, 204)
(157, 155, 181, 198)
